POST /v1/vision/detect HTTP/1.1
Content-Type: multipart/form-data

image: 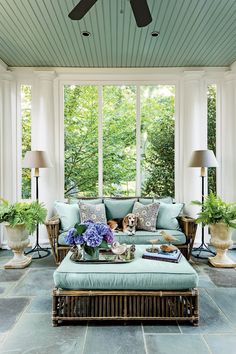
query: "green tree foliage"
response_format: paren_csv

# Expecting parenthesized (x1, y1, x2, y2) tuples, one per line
(103, 86, 136, 196)
(207, 85, 217, 194)
(21, 85, 32, 199)
(141, 86, 175, 197)
(64, 85, 99, 196)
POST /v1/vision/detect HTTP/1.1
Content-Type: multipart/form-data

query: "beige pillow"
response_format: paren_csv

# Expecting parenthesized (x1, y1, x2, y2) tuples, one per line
(132, 201, 160, 231)
(79, 202, 107, 224)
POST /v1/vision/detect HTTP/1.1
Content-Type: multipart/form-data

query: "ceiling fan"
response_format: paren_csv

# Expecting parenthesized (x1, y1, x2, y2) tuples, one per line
(68, 0, 152, 28)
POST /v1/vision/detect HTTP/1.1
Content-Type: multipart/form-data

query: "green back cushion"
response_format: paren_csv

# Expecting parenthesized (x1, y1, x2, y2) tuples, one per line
(138, 197, 172, 205)
(54, 201, 80, 231)
(155, 202, 184, 230)
(138, 198, 153, 205)
(104, 199, 136, 220)
(69, 198, 103, 205)
(155, 197, 173, 204)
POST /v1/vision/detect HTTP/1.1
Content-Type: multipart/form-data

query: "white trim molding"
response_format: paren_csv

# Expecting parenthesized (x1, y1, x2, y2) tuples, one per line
(0, 58, 8, 71)
(1, 65, 236, 247)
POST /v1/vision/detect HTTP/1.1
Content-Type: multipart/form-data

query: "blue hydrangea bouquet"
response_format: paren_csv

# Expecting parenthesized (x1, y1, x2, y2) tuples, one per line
(65, 220, 114, 258)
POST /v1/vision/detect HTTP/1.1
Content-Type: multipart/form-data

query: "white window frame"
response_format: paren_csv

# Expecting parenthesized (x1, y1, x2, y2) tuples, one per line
(58, 78, 179, 199)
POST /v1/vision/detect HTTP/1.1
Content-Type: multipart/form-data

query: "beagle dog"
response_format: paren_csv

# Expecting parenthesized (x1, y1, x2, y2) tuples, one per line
(107, 213, 138, 235)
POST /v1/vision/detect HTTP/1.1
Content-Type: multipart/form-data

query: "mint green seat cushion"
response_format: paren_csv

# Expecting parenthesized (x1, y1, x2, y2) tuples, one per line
(114, 230, 186, 245)
(54, 246, 198, 290)
(155, 202, 184, 230)
(104, 199, 136, 220)
(58, 231, 69, 246)
(58, 229, 186, 246)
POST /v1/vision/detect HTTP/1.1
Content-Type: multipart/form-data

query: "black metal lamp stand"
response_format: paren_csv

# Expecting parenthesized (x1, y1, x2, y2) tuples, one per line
(192, 169, 216, 259)
(25, 169, 50, 259)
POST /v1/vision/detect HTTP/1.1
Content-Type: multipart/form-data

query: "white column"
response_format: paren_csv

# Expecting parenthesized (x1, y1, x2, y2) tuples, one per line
(0, 71, 17, 247)
(179, 71, 207, 243)
(220, 72, 236, 202)
(180, 71, 207, 210)
(221, 70, 236, 244)
(32, 71, 57, 244)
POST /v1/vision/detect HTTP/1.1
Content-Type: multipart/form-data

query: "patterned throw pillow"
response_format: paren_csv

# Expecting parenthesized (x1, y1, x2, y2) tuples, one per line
(79, 202, 107, 224)
(132, 201, 160, 231)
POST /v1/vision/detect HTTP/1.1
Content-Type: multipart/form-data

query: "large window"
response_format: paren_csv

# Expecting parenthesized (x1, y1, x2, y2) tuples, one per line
(103, 86, 136, 196)
(64, 84, 175, 197)
(21, 85, 32, 199)
(64, 85, 99, 197)
(140, 85, 175, 196)
(207, 84, 217, 194)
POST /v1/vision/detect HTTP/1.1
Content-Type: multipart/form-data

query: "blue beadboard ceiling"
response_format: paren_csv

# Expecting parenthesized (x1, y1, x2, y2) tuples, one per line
(0, 0, 236, 67)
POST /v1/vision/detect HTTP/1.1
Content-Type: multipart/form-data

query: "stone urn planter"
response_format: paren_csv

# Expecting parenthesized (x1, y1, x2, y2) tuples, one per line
(209, 223, 236, 268)
(4, 223, 32, 269)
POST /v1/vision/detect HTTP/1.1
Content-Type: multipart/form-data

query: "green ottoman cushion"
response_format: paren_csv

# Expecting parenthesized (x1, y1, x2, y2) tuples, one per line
(53, 246, 198, 291)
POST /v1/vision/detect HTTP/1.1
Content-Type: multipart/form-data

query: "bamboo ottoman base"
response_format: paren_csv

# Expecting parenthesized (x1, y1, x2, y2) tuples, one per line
(52, 288, 199, 326)
(52, 246, 199, 326)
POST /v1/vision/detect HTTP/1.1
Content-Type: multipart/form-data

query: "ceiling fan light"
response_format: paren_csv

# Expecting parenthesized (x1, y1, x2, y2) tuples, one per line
(81, 31, 91, 37)
(151, 31, 160, 37)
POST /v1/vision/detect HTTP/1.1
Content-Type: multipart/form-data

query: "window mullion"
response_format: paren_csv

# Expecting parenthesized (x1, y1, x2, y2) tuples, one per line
(136, 85, 141, 197)
(98, 86, 103, 197)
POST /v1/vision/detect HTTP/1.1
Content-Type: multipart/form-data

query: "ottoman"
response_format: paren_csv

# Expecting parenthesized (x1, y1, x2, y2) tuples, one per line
(52, 246, 199, 326)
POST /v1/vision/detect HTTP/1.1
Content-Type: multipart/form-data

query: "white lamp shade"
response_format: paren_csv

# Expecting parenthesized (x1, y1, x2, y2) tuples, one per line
(22, 151, 52, 168)
(189, 150, 218, 168)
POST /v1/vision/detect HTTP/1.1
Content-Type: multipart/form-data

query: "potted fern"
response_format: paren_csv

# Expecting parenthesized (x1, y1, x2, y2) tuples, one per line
(0, 198, 47, 268)
(192, 193, 236, 267)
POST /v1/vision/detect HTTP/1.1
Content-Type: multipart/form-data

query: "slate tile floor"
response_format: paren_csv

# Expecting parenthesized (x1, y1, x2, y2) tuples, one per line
(1, 249, 236, 354)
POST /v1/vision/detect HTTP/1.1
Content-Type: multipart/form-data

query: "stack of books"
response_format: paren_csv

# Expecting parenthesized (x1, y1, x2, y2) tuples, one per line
(142, 249, 182, 263)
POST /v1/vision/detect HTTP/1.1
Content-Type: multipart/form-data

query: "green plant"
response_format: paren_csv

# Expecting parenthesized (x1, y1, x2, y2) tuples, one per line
(0, 198, 47, 233)
(192, 193, 236, 228)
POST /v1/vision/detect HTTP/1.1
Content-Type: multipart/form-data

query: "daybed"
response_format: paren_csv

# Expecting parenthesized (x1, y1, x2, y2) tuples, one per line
(46, 197, 197, 264)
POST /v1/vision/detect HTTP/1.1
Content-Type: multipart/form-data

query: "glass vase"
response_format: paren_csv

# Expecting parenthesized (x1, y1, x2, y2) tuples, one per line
(83, 247, 99, 261)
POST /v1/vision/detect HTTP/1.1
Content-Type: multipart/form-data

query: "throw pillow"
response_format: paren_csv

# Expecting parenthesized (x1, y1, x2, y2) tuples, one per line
(156, 203, 184, 230)
(54, 201, 80, 231)
(132, 201, 160, 231)
(79, 202, 107, 224)
(104, 199, 136, 220)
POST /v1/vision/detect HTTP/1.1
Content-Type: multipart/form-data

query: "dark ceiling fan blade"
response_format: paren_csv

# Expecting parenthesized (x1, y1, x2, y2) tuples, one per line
(68, 0, 98, 20)
(130, 0, 152, 27)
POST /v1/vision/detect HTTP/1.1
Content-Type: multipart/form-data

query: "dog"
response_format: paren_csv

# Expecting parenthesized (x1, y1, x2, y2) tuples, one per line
(107, 213, 138, 235)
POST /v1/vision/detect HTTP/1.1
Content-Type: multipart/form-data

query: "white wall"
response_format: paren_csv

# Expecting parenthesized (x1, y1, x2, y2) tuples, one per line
(0, 65, 236, 247)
